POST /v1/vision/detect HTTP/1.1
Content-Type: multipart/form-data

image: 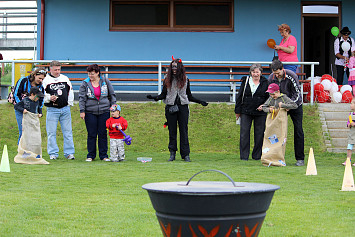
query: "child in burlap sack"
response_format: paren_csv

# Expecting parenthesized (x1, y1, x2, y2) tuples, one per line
(14, 87, 49, 164)
(258, 83, 297, 166)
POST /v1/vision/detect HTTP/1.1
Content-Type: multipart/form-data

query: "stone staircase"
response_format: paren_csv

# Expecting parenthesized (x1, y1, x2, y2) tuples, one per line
(318, 103, 350, 153)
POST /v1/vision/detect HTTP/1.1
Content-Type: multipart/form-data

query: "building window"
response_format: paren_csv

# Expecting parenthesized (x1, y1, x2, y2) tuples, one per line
(110, 0, 233, 32)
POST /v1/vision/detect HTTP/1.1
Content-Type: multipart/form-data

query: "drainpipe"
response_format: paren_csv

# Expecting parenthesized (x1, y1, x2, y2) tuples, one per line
(40, 0, 45, 60)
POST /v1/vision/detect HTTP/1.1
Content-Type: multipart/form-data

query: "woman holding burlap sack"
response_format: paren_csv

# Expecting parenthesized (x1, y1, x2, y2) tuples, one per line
(234, 64, 269, 161)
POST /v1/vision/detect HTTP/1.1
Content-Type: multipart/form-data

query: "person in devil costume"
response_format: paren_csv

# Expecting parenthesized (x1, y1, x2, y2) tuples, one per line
(147, 57, 208, 162)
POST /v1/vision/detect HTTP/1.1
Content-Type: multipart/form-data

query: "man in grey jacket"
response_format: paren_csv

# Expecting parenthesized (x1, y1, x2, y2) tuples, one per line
(268, 60, 304, 166)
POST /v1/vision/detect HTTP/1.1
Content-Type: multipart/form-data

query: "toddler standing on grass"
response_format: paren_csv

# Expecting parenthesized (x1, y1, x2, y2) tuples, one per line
(343, 97, 355, 166)
(106, 104, 128, 162)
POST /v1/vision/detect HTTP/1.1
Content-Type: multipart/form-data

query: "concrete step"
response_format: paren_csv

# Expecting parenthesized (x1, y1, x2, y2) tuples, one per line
(326, 121, 347, 129)
(327, 147, 347, 153)
(328, 129, 348, 138)
(318, 103, 350, 112)
(330, 137, 347, 147)
(323, 111, 350, 121)
(318, 104, 352, 153)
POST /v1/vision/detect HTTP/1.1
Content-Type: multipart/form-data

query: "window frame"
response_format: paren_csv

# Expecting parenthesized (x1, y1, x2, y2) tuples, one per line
(109, 0, 234, 32)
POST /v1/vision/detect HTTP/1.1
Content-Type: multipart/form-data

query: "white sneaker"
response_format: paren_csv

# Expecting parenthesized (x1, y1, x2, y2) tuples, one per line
(66, 154, 75, 160)
(85, 158, 93, 162)
(50, 155, 57, 160)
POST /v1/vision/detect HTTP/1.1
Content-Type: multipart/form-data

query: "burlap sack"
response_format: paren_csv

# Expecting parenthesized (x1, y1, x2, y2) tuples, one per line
(14, 112, 49, 165)
(261, 109, 288, 167)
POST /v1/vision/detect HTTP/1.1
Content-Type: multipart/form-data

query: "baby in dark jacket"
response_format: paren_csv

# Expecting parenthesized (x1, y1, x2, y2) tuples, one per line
(14, 87, 44, 117)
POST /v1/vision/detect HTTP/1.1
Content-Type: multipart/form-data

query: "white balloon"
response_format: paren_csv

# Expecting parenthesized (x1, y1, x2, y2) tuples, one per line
(332, 92, 342, 103)
(314, 76, 321, 85)
(330, 84, 338, 93)
(321, 79, 332, 91)
(340, 85, 352, 94)
(342, 41, 351, 52)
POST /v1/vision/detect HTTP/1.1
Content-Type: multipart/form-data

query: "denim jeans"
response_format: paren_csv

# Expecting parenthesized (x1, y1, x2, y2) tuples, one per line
(84, 112, 110, 160)
(46, 106, 75, 157)
(15, 109, 23, 144)
(283, 64, 298, 73)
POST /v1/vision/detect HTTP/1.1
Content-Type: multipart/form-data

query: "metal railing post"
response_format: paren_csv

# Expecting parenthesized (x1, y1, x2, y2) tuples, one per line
(2, 12, 7, 39)
(158, 62, 162, 94)
(105, 66, 109, 80)
(310, 63, 315, 105)
(11, 62, 15, 86)
(230, 67, 236, 103)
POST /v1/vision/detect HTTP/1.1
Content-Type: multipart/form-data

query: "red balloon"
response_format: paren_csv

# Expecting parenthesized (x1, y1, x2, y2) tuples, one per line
(342, 91, 353, 103)
(326, 91, 332, 102)
(303, 83, 311, 93)
(321, 74, 336, 82)
(316, 91, 330, 103)
(306, 91, 316, 103)
(314, 83, 324, 93)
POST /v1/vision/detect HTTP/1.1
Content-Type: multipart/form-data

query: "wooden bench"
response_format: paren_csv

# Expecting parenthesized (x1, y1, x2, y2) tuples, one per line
(35, 64, 307, 102)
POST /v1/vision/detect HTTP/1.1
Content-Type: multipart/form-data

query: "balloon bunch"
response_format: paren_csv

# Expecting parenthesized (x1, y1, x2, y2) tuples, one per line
(303, 74, 353, 103)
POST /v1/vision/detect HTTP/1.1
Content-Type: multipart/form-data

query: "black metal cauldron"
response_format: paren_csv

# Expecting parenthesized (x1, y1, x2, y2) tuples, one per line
(142, 170, 280, 237)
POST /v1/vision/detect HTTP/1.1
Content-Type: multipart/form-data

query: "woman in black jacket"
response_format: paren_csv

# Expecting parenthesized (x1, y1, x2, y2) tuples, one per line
(234, 64, 269, 161)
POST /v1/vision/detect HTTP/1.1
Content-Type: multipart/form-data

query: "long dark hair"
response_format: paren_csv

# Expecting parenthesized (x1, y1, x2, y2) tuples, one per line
(165, 58, 186, 89)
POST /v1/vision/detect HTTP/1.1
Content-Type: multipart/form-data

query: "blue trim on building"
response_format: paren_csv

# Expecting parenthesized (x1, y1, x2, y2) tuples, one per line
(37, 0, 309, 61)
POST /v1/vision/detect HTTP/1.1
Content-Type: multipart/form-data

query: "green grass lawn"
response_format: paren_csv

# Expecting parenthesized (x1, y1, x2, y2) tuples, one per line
(0, 102, 354, 236)
(1, 73, 11, 86)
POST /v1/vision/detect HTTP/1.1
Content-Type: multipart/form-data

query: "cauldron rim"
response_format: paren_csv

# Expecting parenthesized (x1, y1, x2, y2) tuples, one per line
(142, 181, 280, 195)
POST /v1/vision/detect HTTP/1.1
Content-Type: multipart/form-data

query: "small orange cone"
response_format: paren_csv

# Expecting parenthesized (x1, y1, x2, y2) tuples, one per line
(306, 148, 317, 175)
(341, 158, 355, 191)
(0, 145, 10, 172)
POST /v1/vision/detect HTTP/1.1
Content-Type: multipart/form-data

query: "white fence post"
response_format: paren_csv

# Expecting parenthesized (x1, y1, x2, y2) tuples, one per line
(158, 62, 162, 94)
(310, 64, 315, 105)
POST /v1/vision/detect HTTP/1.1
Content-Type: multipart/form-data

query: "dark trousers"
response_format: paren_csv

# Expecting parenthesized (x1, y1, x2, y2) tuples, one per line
(239, 114, 266, 160)
(165, 104, 190, 158)
(336, 65, 350, 85)
(85, 112, 110, 160)
(288, 105, 305, 161)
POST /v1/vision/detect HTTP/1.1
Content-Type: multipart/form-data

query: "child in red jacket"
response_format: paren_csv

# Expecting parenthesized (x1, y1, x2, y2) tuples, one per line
(106, 104, 128, 162)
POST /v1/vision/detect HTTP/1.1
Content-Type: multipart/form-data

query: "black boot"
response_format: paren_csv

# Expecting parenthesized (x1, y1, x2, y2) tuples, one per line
(168, 151, 176, 161)
(184, 155, 191, 162)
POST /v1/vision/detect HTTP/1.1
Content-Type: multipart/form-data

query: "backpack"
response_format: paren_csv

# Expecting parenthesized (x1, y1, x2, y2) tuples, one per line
(7, 79, 29, 105)
(7, 86, 16, 105)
